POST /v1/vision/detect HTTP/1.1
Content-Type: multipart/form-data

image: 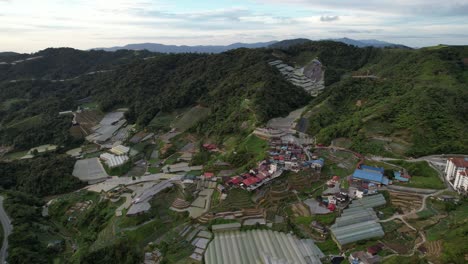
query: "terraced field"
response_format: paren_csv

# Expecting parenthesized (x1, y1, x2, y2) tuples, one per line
(388, 191, 422, 214)
(211, 188, 254, 213)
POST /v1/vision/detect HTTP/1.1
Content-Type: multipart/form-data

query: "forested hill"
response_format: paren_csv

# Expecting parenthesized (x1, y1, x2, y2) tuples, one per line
(0, 42, 466, 157)
(0, 47, 311, 149)
(303, 45, 468, 156)
(0, 48, 156, 81)
(92, 48, 311, 134)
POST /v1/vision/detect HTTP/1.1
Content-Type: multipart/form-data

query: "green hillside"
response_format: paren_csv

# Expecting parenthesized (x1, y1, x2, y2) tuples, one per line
(0, 43, 466, 156)
(305, 45, 468, 156)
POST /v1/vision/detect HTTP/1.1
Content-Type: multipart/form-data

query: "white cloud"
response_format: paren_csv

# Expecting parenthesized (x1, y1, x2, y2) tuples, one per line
(0, 0, 467, 52)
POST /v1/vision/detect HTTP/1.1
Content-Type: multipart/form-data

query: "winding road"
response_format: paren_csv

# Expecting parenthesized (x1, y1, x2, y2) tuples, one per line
(379, 187, 448, 260)
(0, 196, 12, 264)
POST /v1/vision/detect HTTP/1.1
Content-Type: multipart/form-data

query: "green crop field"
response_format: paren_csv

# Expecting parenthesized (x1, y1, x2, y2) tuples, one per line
(212, 188, 253, 212)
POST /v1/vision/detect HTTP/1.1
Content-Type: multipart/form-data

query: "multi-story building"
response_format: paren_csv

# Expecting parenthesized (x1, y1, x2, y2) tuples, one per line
(445, 157, 468, 193)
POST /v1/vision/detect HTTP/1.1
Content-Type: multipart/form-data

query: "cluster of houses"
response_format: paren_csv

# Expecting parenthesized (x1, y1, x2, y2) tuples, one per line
(226, 135, 323, 192)
(268, 59, 325, 97)
(227, 161, 280, 191)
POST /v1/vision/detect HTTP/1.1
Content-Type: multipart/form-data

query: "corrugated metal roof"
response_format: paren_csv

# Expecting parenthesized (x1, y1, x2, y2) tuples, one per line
(352, 169, 389, 185)
(348, 194, 386, 209)
(394, 171, 409, 182)
(211, 222, 241, 232)
(205, 230, 323, 264)
(360, 165, 384, 173)
(330, 195, 386, 246)
(331, 220, 384, 245)
(332, 208, 377, 228)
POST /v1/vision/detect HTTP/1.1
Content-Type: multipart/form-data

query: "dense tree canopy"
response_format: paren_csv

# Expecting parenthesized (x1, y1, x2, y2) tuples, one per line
(0, 154, 84, 196)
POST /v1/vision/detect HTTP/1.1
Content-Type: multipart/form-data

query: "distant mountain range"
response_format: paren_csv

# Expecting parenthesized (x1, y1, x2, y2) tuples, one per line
(329, 38, 411, 49)
(270, 38, 411, 50)
(94, 41, 279, 53)
(94, 38, 410, 53)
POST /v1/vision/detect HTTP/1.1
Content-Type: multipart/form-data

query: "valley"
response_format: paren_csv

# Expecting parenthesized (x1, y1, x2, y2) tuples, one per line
(0, 40, 466, 264)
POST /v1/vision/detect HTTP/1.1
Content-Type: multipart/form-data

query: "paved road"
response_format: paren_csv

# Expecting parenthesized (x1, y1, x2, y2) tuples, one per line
(0, 196, 13, 264)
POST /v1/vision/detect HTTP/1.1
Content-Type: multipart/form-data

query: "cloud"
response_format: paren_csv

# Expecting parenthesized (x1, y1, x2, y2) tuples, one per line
(257, 0, 468, 17)
(320, 15, 339, 22)
(332, 29, 381, 34)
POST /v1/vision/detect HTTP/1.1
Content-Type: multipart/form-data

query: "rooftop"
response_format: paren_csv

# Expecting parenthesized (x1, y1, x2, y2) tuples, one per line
(352, 169, 389, 185)
(205, 229, 324, 264)
(72, 158, 108, 183)
(449, 157, 468, 168)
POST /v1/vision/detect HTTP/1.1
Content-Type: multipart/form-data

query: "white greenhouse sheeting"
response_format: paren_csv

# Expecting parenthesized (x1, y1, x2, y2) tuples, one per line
(205, 229, 323, 264)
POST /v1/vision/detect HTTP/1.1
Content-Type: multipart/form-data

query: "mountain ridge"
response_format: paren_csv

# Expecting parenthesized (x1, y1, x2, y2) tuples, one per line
(94, 41, 279, 53)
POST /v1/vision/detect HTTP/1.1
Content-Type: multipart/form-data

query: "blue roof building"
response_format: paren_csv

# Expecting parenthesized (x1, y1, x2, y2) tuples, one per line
(311, 158, 324, 167)
(352, 169, 389, 185)
(393, 171, 409, 182)
(360, 165, 384, 174)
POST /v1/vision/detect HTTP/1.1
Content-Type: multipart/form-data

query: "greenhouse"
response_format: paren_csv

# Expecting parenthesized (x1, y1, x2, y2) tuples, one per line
(204, 229, 324, 264)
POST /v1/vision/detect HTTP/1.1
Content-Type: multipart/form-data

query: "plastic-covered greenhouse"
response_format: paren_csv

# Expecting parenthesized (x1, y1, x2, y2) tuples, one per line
(205, 229, 324, 264)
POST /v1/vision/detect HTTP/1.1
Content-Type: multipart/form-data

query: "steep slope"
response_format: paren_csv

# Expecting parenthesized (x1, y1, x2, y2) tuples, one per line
(0, 48, 156, 81)
(272, 41, 381, 85)
(92, 48, 311, 135)
(305, 46, 468, 156)
(0, 48, 310, 149)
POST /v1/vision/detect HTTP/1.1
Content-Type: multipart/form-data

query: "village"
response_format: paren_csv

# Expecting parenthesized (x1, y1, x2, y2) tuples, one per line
(0, 53, 466, 264)
(0, 62, 465, 264)
(0, 94, 458, 264)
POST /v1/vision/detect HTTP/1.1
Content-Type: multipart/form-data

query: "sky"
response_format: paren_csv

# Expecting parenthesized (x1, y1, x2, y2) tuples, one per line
(1, 0, 468, 53)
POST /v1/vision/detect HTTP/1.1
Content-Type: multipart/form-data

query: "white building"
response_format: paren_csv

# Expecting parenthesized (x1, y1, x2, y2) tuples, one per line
(453, 169, 468, 193)
(100, 153, 129, 168)
(110, 145, 130, 156)
(445, 157, 468, 193)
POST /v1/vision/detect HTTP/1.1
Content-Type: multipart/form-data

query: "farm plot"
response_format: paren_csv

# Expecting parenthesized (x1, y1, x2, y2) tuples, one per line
(211, 188, 254, 213)
(388, 191, 422, 214)
(425, 240, 443, 261)
(381, 220, 417, 254)
(71, 110, 104, 138)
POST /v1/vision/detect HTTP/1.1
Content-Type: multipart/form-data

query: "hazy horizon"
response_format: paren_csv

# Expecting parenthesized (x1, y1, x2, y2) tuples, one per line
(1, 0, 467, 53)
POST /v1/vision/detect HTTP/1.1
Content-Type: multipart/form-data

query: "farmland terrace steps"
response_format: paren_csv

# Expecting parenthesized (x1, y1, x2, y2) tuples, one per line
(171, 198, 191, 210)
(196, 208, 265, 224)
(268, 59, 325, 96)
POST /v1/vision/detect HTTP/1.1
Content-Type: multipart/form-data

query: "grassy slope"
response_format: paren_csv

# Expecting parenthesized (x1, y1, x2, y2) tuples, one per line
(387, 160, 445, 189)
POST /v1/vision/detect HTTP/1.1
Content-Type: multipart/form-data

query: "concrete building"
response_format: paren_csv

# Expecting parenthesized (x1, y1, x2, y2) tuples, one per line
(445, 157, 468, 192)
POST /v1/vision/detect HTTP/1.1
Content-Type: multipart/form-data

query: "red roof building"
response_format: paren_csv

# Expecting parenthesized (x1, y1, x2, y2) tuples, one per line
(202, 144, 218, 150)
(204, 172, 214, 178)
(449, 157, 468, 168)
(367, 245, 383, 255)
(242, 177, 261, 186)
(229, 176, 242, 185)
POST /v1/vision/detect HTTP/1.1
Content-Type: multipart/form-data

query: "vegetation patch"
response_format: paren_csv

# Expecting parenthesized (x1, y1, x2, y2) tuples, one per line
(387, 160, 445, 189)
